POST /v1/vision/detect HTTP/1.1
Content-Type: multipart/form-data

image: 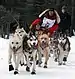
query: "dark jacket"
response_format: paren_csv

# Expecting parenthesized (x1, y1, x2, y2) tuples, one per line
(59, 12, 71, 33)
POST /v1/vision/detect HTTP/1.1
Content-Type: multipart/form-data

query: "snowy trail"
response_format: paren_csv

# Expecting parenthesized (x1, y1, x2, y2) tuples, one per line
(0, 36, 75, 79)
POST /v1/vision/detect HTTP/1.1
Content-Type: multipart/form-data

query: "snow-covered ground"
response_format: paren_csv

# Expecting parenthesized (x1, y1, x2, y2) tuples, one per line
(0, 36, 75, 79)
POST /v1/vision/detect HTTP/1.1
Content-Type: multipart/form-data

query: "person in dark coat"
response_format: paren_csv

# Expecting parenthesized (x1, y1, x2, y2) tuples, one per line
(59, 6, 72, 36)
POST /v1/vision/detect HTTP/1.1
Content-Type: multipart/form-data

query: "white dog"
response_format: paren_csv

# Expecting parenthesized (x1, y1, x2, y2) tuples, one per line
(8, 34, 23, 74)
(8, 27, 28, 74)
(15, 27, 28, 66)
(15, 27, 28, 39)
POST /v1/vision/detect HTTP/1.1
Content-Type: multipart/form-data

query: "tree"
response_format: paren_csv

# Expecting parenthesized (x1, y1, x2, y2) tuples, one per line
(0, 5, 20, 38)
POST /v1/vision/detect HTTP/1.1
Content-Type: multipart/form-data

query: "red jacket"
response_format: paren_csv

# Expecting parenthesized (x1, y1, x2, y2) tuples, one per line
(31, 11, 57, 26)
(31, 12, 58, 35)
(31, 18, 41, 27)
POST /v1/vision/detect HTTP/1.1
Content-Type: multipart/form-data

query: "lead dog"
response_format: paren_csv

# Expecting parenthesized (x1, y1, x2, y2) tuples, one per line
(23, 32, 38, 74)
(8, 27, 28, 74)
(8, 34, 23, 74)
(38, 33, 50, 68)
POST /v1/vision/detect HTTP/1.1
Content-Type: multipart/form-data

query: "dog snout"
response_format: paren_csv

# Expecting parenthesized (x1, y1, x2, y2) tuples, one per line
(13, 46, 16, 49)
(20, 35, 22, 36)
(33, 42, 36, 45)
(59, 41, 62, 44)
(19, 32, 21, 33)
(42, 41, 45, 43)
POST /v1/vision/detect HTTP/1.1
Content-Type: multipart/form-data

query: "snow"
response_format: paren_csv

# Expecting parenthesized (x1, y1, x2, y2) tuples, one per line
(0, 36, 75, 79)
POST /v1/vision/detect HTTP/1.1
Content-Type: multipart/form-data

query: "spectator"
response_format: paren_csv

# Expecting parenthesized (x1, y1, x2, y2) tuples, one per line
(59, 5, 71, 36)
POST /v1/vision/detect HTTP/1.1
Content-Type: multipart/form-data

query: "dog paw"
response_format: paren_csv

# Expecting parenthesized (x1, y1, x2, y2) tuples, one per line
(26, 66, 30, 72)
(54, 58, 58, 62)
(36, 60, 39, 65)
(63, 57, 67, 61)
(43, 65, 47, 68)
(24, 64, 27, 66)
(20, 63, 24, 66)
(63, 62, 66, 65)
(20, 61, 25, 66)
(31, 71, 36, 75)
(9, 64, 14, 71)
(14, 71, 18, 75)
(58, 63, 62, 65)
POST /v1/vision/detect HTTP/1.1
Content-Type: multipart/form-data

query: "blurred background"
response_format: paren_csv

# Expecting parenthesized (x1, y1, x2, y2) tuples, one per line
(0, 0, 75, 38)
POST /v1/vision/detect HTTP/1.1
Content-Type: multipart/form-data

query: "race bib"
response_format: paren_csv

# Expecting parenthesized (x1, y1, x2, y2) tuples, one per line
(41, 17, 55, 28)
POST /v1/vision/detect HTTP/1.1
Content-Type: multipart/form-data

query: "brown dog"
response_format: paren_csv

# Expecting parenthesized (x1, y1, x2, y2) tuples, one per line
(38, 32, 50, 68)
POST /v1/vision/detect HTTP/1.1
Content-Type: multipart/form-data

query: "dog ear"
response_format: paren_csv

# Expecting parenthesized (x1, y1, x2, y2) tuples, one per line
(27, 31, 32, 38)
(73, 29, 75, 35)
(22, 27, 24, 30)
(16, 25, 19, 29)
(28, 31, 33, 37)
